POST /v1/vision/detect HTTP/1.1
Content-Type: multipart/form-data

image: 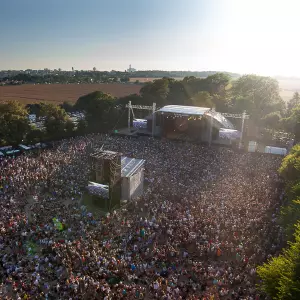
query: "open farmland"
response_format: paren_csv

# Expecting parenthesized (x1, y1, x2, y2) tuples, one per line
(0, 83, 141, 105)
(129, 77, 184, 83)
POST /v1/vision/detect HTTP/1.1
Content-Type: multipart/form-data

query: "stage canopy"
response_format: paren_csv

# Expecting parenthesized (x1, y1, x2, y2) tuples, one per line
(158, 105, 211, 116)
(158, 105, 235, 129)
(219, 128, 241, 139)
(121, 156, 145, 178)
(206, 111, 235, 129)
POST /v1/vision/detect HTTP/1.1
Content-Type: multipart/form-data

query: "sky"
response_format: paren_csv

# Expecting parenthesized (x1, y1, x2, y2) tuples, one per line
(1, 0, 300, 76)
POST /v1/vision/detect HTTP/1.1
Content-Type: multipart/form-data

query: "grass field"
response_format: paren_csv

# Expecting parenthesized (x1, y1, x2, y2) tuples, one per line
(0, 83, 141, 104)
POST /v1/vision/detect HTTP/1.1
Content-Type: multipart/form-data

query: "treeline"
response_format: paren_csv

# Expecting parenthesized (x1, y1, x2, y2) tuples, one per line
(0, 70, 240, 86)
(1, 72, 300, 146)
(128, 70, 240, 79)
(0, 91, 125, 146)
(257, 145, 300, 299)
(0, 71, 131, 85)
(127, 74, 298, 131)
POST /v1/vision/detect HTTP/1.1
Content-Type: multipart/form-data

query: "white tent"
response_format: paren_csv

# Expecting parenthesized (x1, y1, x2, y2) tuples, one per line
(264, 146, 287, 156)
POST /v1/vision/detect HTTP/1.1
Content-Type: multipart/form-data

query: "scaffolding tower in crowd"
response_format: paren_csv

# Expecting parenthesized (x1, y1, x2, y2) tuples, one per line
(89, 149, 122, 211)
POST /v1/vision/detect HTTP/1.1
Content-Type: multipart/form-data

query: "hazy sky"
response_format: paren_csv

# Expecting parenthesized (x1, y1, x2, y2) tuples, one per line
(1, 0, 300, 76)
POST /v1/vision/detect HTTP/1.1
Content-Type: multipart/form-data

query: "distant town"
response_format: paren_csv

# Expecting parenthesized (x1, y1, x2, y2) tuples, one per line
(0, 67, 240, 86)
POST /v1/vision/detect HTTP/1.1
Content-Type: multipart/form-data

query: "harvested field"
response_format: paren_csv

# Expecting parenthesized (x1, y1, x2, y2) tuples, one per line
(0, 83, 141, 105)
(129, 77, 184, 83)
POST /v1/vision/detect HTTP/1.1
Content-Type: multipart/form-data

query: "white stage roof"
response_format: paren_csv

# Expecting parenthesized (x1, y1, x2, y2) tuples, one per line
(158, 105, 211, 116)
(219, 128, 241, 139)
(121, 156, 145, 178)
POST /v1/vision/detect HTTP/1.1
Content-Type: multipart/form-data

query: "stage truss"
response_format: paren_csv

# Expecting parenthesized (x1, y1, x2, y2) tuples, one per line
(126, 102, 249, 147)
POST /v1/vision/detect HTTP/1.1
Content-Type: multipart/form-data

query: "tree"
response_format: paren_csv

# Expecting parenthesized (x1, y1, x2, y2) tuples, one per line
(140, 78, 170, 106)
(205, 73, 231, 95)
(76, 119, 88, 135)
(39, 103, 70, 140)
(257, 222, 300, 299)
(190, 91, 214, 108)
(26, 127, 44, 144)
(117, 94, 143, 107)
(65, 120, 75, 137)
(262, 111, 281, 130)
(120, 76, 130, 83)
(60, 101, 74, 113)
(26, 103, 42, 116)
(276, 144, 300, 240)
(0, 100, 30, 145)
(231, 75, 284, 121)
(281, 105, 300, 132)
(93, 67, 96, 72)
(167, 81, 190, 105)
(75, 91, 116, 132)
(279, 144, 300, 184)
(288, 92, 300, 113)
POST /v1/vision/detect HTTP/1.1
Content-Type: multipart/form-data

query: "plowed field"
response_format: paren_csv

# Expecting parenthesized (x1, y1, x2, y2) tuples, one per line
(0, 83, 141, 104)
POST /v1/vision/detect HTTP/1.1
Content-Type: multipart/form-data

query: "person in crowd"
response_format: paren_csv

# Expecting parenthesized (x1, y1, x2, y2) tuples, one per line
(0, 134, 284, 299)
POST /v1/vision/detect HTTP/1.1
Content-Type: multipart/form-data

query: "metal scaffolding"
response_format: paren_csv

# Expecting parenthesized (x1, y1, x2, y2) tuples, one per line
(126, 102, 157, 137)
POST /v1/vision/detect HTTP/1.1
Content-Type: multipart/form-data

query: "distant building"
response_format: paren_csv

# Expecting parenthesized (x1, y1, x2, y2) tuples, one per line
(127, 64, 136, 73)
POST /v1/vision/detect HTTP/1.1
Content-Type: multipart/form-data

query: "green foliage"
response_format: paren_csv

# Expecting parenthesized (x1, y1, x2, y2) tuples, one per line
(0, 71, 290, 146)
(281, 105, 300, 132)
(278, 145, 300, 239)
(75, 91, 115, 112)
(140, 78, 170, 106)
(117, 94, 143, 107)
(76, 119, 88, 134)
(279, 145, 300, 183)
(65, 120, 75, 137)
(287, 92, 300, 114)
(190, 91, 214, 108)
(60, 101, 74, 112)
(40, 103, 68, 120)
(26, 127, 45, 144)
(262, 111, 281, 129)
(39, 103, 70, 140)
(75, 91, 116, 132)
(281, 199, 300, 240)
(0, 100, 30, 145)
(26, 103, 43, 116)
(167, 81, 190, 105)
(231, 75, 284, 121)
(259, 144, 300, 298)
(257, 223, 300, 299)
(206, 73, 231, 95)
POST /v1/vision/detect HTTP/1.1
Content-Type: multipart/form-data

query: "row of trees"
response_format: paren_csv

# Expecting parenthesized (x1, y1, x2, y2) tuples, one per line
(257, 145, 300, 299)
(0, 90, 125, 146)
(0, 71, 131, 85)
(1, 72, 300, 146)
(122, 74, 298, 130)
(0, 101, 77, 145)
(0, 70, 240, 85)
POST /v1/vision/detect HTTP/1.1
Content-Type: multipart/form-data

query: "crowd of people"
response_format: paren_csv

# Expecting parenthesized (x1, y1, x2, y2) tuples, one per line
(0, 134, 285, 299)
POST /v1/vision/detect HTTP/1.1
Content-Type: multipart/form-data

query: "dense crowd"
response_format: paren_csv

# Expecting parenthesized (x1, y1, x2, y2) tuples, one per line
(0, 134, 284, 299)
